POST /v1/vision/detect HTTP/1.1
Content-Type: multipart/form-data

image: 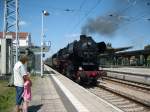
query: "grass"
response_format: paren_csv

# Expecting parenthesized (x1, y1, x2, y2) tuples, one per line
(0, 74, 38, 112)
(0, 80, 15, 112)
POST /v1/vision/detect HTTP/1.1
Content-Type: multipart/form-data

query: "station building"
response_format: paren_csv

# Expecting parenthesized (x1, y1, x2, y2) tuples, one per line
(0, 32, 41, 75)
(0, 32, 32, 46)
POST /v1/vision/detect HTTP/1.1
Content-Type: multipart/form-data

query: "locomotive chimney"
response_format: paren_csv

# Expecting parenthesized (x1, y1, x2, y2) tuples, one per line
(87, 36, 92, 40)
(80, 35, 87, 40)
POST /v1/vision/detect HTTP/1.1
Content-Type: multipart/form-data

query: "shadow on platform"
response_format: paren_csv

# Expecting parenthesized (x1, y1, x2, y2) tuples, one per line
(28, 104, 43, 112)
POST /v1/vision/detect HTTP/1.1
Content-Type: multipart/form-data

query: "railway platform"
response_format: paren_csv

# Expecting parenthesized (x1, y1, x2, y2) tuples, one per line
(103, 67, 150, 85)
(29, 75, 67, 112)
(103, 67, 150, 76)
(29, 65, 124, 112)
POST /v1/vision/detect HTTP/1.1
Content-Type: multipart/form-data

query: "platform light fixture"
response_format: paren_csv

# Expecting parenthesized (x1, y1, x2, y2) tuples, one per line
(41, 10, 49, 77)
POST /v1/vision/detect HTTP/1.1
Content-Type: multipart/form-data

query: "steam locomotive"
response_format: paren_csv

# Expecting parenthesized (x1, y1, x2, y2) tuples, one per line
(49, 35, 107, 84)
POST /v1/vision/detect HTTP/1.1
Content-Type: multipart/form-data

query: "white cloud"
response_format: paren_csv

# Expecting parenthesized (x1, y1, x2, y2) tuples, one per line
(65, 33, 80, 37)
(19, 20, 27, 26)
(64, 33, 80, 43)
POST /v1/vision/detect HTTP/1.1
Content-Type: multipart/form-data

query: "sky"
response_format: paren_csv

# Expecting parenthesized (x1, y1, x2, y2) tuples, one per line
(0, 0, 150, 57)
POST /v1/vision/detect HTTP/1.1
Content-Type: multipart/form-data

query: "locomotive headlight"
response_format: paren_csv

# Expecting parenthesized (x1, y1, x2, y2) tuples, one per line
(78, 67, 83, 71)
(99, 67, 103, 70)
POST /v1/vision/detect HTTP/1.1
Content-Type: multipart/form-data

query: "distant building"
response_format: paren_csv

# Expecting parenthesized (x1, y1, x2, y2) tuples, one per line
(0, 32, 32, 47)
(0, 32, 33, 75)
(0, 32, 47, 74)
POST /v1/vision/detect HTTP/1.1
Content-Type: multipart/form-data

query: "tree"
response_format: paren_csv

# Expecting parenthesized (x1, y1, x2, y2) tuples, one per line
(144, 45, 150, 50)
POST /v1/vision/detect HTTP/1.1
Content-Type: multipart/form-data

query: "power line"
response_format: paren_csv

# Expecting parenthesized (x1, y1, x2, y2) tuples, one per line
(118, 0, 136, 14)
(108, 0, 137, 20)
(78, 0, 87, 11)
(73, 0, 87, 27)
(69, 0, 102, 33)
(120, 11, 150, 28)
(109, 0, 150, 29)
(72, 0, 87, 20)
(117, 2, 150, 29)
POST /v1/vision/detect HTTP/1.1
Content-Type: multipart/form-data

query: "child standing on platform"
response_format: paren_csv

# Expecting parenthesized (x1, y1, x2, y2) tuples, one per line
(22, 73, 32, 112)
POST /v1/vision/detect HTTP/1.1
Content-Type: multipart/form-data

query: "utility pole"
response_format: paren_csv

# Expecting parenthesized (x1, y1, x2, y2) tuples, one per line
(15, 0, 19, 62)
(3, 0, 19, 62)
(2, 0, 19, 85)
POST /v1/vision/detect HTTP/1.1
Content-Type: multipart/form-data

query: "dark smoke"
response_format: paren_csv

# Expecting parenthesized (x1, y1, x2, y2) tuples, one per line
(81, 12, 124, 36)
(81, 0, 150, 36)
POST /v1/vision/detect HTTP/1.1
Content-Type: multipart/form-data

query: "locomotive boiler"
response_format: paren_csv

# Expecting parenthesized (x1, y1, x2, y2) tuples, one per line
(51, 35, 107, 84)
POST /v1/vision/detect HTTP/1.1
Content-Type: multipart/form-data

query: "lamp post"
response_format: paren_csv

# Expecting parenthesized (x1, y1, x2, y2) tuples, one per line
(41, 10, 49, 77)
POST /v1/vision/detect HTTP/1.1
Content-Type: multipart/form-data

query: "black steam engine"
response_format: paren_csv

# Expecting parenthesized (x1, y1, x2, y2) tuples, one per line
(51, 35, 107, 84)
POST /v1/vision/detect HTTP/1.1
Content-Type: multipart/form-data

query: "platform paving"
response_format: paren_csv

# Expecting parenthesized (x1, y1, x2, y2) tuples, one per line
(29, 76, 67, 112)
(45, 65, 124, 112)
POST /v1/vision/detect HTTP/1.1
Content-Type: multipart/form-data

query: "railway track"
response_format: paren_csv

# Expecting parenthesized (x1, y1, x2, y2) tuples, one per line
(46, 65, 150, 111)
(102, 77, 150, 93)
(85, 77, 150, 112)
(87, 86, 150, 112)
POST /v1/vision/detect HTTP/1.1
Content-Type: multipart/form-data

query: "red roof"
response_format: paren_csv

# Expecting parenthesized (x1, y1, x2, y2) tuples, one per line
(0, 32, 29, 39)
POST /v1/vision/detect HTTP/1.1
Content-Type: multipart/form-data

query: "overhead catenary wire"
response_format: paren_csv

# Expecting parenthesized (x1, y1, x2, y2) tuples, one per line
(72, 0, 87, 24)
(120, 11, 150, 28)
(109, 0, 150, 29)
(78, 0, 87, 11)
(69, 0, 102, 34)
(118, 0, 150, 28)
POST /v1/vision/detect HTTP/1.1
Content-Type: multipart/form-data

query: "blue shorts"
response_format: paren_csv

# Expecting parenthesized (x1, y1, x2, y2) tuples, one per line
(15, 86, 24, 105)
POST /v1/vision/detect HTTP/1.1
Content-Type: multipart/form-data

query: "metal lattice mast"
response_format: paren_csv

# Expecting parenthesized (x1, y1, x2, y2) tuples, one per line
(3, 0, 19, 62)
